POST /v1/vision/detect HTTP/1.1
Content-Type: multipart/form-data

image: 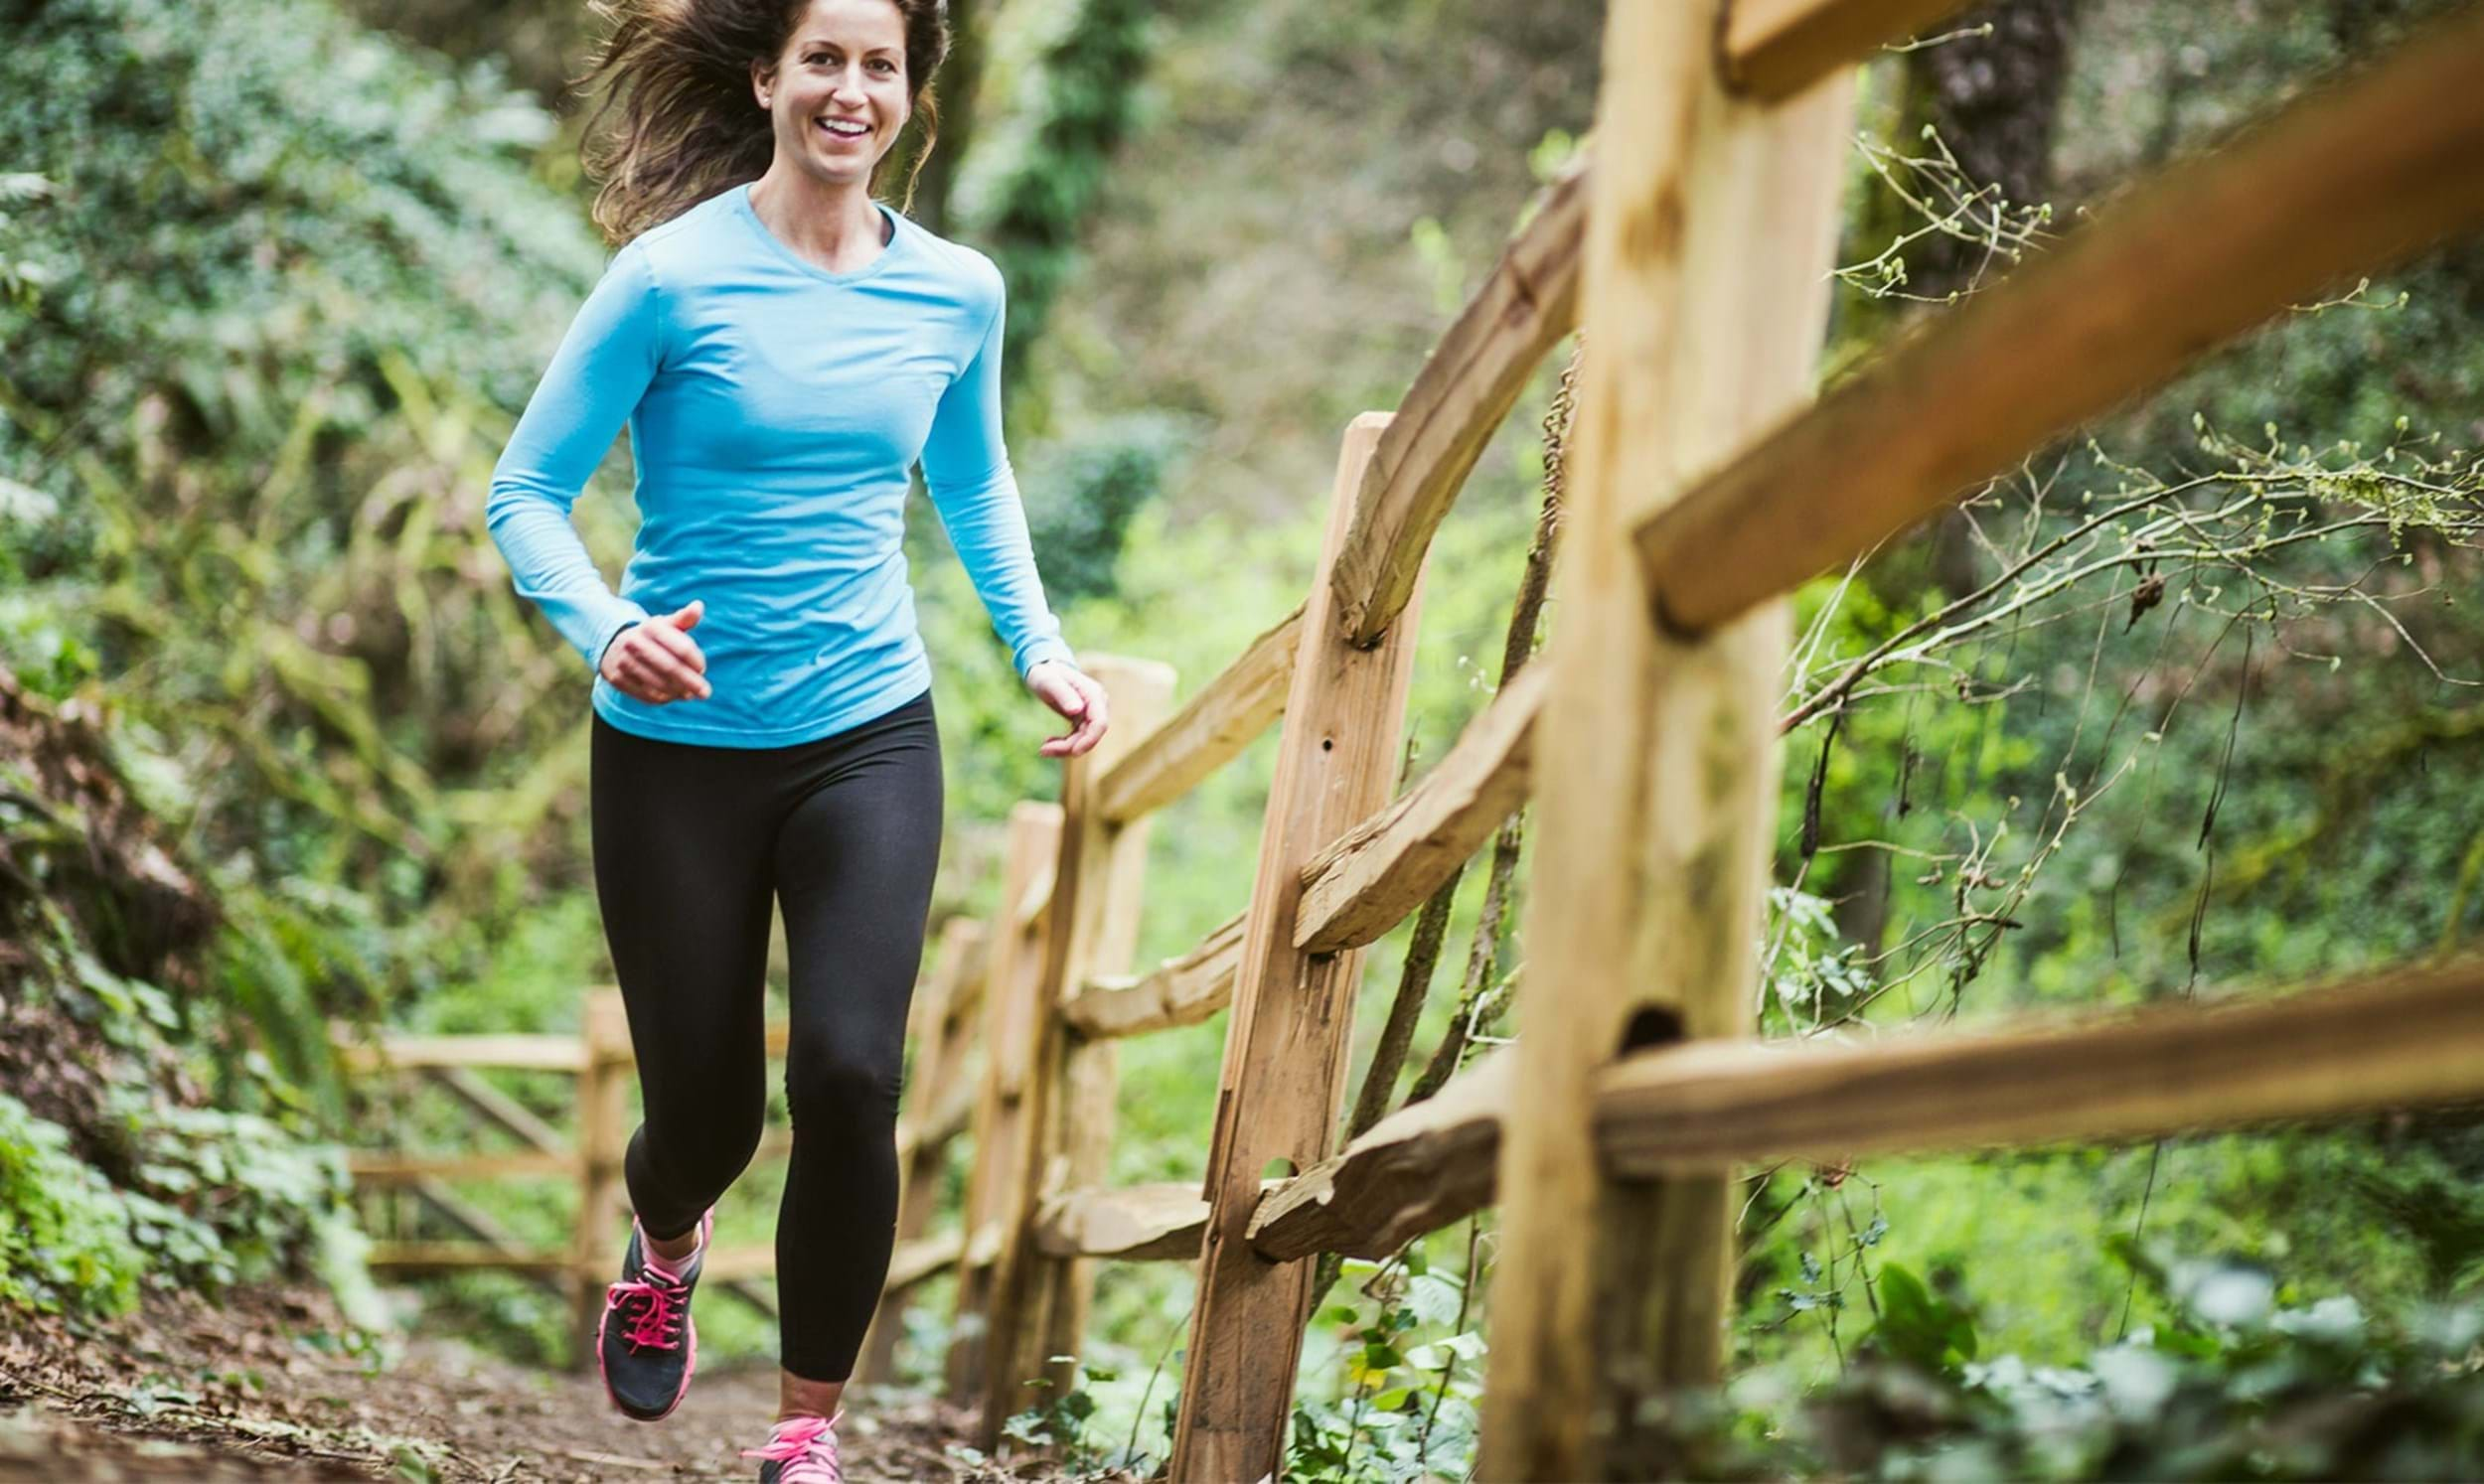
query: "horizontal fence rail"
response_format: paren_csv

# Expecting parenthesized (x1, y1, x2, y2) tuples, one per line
(889, 1229, 968, 1289)
(1059, 910, 1245, 1039)
(350, 1150, 570, 1184)
(1635, 3, 2484, 641)
(1244, 955, 2484, 1262)
(1094, 604, 1303, 825)
(1723, 0, 1979, 99)
(1592, 955, 2484, 1174)
(1332, 158, 1589, 648)
(335, 1033, 589, 1074)
(357, 1243, 577, 1273)
(1293, 664, 1544, 954)
(1031, 1182, 1212, 1262)
(1247, 1052, 1510, 1262)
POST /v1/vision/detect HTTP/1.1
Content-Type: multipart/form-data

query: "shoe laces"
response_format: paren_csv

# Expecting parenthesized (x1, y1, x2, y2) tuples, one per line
(742, 1411, 844, 1483)
(608, 1264, 691, 1352)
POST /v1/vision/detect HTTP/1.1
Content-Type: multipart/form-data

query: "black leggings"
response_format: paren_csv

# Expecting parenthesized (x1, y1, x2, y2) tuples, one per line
(588, 688, 943, 1383)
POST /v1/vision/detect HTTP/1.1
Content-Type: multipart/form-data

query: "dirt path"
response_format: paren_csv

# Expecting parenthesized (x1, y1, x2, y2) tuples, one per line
(0, 1290, 1113, 1482)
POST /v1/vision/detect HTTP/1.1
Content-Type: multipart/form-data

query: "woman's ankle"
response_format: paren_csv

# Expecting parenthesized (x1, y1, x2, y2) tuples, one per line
(643, 1215, 704, 1266)
(778, 1369, 846, 1421)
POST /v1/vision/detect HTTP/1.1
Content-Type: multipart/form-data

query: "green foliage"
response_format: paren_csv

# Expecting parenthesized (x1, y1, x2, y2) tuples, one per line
(930, 0, 1173, 604)
(1001, 1354, 1114, 1470)
(0, 170, 53, 310)
(0, 0, 598, 436)
(1737, 51, 2484, 1455)
(0, 0, 597, 1336)
(1654, 1248, 2484, 1481)
(1287, 1247, 1486, 1483)
(1763, 885, 1878, 1035)
(0, 1090, 365, 1323)
(0, 740, 373, 1325)
(1777, 401, 2482, 1039)
(0, 1093, 152, 1315)
(0, 0, 627, 1079)
(1872, 1262, 1980, 1377)
(955, 0, 1158, 409)
(1014, 411, 1199, 606)
(117, 1098, 355, 1289)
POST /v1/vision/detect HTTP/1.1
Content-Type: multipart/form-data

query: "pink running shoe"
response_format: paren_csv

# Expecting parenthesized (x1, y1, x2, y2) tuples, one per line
(742, 1410, 845, 1483)
(595, 1208, 712, 1421)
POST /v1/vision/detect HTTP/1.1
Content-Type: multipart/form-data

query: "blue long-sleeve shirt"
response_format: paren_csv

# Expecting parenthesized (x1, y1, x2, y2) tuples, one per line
(486, 182, 1074, 748)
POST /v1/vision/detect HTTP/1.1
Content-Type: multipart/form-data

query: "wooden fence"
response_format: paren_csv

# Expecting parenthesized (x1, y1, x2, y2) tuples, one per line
(339, 927, 997, 1359)
(345, 1, 2484, 1477)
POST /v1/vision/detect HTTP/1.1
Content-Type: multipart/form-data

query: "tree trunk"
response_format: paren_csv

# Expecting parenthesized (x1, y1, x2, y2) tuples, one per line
(1902, 0, 2083, 303)
(1902, 0, 2084, 600)
(906, 0, 988, 232)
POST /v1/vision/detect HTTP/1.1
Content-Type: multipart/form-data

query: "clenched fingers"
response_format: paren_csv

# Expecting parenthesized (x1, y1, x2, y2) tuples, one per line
(612, 630, 709, 703)
(640, 619, 707, 679)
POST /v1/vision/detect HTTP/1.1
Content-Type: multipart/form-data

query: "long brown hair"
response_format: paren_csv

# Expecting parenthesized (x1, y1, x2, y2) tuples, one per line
(575, 0, 948, 244)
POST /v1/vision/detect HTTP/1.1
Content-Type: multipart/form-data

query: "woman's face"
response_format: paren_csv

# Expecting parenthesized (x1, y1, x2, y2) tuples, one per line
(753, 0, 910, 192)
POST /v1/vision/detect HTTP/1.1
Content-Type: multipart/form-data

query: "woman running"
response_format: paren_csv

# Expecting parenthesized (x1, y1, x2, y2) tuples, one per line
(484, 0, 1108, 1476)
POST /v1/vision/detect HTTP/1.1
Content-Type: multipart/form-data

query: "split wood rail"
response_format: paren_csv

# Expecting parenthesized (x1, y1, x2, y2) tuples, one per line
(343, 0, 2484, 1476)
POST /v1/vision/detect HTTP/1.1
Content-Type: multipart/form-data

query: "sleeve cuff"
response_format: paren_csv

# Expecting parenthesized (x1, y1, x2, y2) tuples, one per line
(587, 603, 652, 672)
(1015, 636, 1076, 681)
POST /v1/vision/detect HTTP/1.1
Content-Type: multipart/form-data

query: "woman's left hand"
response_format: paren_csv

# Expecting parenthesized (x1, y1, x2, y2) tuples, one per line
(1026, 659, 1110, 759)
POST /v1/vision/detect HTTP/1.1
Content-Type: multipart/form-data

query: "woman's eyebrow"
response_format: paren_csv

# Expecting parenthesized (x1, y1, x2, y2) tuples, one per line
(794, 36, 901, 57)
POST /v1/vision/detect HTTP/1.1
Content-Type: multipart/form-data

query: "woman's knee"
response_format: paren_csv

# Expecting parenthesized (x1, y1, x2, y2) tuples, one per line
(642, 1084, 768, 1186)
(783, 1036, 902, 1131)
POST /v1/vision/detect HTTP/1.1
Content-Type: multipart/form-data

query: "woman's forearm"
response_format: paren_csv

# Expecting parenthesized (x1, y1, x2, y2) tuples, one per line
(485, 240, 667, 668)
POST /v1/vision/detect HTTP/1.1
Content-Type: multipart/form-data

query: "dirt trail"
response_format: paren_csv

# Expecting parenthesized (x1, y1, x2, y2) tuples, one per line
(0, 1290, 1092, 1481)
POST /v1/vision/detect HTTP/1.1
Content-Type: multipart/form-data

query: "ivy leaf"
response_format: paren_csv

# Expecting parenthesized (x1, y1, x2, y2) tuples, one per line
(1408, 1272, 1464, 1326)
(1872, 1261, 1979, 1375)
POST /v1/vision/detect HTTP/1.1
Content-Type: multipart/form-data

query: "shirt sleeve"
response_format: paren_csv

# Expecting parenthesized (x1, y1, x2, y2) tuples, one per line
(484, 241, 662, 670)
(918, 273, 1076, 681)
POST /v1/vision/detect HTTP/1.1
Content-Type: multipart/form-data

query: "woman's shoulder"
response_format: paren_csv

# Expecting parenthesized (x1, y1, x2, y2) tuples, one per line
(890, 211, 1005, 304)
(621, 187, 742, 278)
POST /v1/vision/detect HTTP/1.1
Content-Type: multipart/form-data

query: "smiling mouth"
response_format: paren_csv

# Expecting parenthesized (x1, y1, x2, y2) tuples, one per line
(817, 117, 870, 140)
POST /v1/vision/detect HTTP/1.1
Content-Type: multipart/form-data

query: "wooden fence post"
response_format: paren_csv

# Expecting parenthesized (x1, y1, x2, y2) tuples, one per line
(978, 657, 1177, 1445)
(570, 987, 633, 1369)
(974, 655, 1177, 1449)
(1476, 6, 1854, 1477)
(854, 916, 991, 1387)
(946, 803, 1064, 1403)
(1168, 413, 1427, 1482)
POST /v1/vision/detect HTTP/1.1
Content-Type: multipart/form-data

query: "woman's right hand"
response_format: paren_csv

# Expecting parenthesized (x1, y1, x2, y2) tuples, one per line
(600, 600, 711, 703)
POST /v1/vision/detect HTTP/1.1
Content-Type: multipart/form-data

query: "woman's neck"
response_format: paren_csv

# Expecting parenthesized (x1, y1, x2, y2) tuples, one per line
(746, 168, 890, 274)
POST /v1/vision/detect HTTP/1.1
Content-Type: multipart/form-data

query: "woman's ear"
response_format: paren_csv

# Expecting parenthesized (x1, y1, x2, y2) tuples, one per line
(750, 59, 774, 110)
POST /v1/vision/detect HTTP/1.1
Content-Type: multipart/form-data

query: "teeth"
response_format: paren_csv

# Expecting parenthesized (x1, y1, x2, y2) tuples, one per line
(819, 119, 867, 137)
